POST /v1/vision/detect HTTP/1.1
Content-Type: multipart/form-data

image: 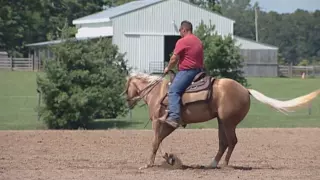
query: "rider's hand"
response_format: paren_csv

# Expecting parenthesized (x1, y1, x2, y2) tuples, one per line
(163, 67, 169, 74)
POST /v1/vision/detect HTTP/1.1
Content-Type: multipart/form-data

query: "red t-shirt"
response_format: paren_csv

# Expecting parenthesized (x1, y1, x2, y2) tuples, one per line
(173, 34, 204, 71)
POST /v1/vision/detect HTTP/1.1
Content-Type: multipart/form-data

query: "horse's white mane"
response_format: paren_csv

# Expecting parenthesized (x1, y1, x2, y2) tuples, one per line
(127, 72, 163, 85)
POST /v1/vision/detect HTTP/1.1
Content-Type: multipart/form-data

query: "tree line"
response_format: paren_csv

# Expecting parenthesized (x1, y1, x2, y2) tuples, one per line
(1, 0, 319, 65)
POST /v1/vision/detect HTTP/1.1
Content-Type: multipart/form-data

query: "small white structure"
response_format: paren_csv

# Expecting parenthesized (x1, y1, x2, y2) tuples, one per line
(234, 36, 279, 77)
(27, 0, 279, 76)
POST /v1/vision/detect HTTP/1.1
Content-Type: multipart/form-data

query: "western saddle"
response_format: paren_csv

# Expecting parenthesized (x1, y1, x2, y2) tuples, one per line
(159, 70, 215, 128)
(167, 70, 214, 93)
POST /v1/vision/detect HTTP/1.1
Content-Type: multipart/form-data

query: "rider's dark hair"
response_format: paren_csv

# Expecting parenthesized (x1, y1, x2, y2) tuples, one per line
(181, 20, 193, 32)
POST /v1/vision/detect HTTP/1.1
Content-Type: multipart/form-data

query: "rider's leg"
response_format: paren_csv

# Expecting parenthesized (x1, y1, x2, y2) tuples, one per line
(165, 68, 202, 128)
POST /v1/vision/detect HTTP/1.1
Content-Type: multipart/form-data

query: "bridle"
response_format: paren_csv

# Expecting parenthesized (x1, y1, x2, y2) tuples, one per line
(120, 72, 169, 109)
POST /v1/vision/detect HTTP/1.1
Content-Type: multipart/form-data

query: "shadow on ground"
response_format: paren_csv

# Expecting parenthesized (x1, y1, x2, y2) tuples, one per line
(155, 154, 281, 171)
(156, 162, 281, 171)
(87, 119, 143, 129)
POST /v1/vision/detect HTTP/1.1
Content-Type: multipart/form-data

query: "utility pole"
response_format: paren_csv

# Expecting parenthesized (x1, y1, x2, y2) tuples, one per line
(255, 6, 259, 42)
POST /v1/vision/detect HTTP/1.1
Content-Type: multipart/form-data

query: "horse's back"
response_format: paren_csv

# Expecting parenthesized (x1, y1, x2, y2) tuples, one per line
(213, 77, 248, 95)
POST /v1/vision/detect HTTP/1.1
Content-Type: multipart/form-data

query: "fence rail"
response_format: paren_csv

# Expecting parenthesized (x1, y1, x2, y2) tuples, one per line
(278, 65, 320, 78)
(0, 57, 41, 71)
(2, 57, 320, 78)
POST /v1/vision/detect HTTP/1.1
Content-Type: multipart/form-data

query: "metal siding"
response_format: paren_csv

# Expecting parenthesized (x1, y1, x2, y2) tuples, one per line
(172, 1, 233, 36)
(123, 35, 140, 71)
(113, 34, 163, 73)
(112, 0, 234, 36)
(140, 36, 164, 73)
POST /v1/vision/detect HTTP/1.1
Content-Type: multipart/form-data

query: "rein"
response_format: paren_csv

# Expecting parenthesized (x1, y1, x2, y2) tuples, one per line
(121, 72, 170, 109)
(120, 71, 174, 129)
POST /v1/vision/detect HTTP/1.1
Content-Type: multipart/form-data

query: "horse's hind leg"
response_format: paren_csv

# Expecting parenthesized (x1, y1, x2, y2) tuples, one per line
(210, 119, 228, 168)
(139, 120, 175, 169)
(222, 125, 238, 167)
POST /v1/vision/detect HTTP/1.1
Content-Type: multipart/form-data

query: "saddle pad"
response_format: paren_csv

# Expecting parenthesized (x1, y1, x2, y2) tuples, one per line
(161, 90, 210, 106)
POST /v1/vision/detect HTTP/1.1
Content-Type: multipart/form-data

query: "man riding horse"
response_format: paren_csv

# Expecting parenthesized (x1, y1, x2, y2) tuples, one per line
(123, 21, 320, 169)
(162, 20, 204, 128)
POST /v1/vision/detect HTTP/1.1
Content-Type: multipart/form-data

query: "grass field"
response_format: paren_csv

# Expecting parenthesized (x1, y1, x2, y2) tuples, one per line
(0, 71, 320, 130)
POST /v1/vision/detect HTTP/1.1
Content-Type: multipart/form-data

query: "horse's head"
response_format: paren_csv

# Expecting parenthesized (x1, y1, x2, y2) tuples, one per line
(123, 76, 140, 109)
(122, 72, 162, 108)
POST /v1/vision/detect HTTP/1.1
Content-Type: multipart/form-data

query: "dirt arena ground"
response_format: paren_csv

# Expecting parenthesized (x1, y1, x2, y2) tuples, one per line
(1, 128, 320, 180)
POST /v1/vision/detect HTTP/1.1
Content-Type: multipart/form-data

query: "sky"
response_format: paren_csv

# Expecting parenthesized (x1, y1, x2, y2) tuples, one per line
(250, 0, 320, 13)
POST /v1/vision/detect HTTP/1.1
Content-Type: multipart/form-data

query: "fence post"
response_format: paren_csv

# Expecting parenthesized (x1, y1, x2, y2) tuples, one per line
(312, 65, 315, 77)
(37, 88, 41, 121)
(308, 103, 312, 115)
(289, 62, 293, 78)
(10, 57, 13, 71)
(129, 109, 132, 121)
(32, 54, 35, 71)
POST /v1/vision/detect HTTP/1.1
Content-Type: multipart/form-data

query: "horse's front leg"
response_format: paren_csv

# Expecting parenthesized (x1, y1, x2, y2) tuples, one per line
(139, 119, 160, 169)
(139, 118, 175, 170)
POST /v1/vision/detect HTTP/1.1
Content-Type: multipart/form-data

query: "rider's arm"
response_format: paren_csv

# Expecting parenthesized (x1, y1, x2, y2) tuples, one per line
(167, 54, 179, 70)
(167, 39, 184, 70)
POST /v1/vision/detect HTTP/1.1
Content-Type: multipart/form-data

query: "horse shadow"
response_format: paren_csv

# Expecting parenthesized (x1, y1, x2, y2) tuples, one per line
(155, 162, 281, 171)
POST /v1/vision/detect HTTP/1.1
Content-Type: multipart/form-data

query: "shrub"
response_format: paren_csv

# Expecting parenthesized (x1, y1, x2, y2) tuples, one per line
(36, 35, 129, 129)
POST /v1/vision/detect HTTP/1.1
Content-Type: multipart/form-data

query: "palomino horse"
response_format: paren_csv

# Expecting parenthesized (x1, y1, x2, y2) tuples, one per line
(123, 71, 320, 169)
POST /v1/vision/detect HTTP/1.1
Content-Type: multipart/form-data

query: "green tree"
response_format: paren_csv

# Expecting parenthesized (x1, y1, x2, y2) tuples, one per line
(194, 21, 248, 87)
(0, 0, 118, 57)
(36, 27, 129, 129)
(220, 0, 256, 40)
(189, 0, 222, 14)
(0, 0, 45, 57)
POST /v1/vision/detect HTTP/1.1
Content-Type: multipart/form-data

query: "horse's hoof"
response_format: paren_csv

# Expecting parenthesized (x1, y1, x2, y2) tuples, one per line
(139, 164, 153, 170)
(209, 159, 218, 169)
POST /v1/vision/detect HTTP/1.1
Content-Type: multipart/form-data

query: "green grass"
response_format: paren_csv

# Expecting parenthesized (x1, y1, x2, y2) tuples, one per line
(0, 71, 320, 130)
(0, 71, 45, 130)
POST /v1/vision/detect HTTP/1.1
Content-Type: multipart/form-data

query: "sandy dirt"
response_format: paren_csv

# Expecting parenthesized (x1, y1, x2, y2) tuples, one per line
(1, 128, 320, 180)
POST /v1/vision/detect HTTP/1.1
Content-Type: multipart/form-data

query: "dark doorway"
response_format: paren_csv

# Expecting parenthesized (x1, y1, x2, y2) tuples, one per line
(164, 35, 181, 65)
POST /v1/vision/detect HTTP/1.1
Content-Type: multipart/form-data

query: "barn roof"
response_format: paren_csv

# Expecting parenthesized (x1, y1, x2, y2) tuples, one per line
(72, 0, 235, 25)
(25, 36, 102, 48)
(234, 36, 278, 50)
(72, 0, 163, 25)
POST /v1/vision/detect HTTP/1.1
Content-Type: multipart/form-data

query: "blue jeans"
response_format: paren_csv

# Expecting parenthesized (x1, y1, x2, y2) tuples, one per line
(167, 68, 203, 120)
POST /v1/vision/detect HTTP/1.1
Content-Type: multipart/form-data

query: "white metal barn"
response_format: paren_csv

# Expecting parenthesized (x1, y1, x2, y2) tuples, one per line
(72, 0, 235, 73)
(26, 0, 279, 76)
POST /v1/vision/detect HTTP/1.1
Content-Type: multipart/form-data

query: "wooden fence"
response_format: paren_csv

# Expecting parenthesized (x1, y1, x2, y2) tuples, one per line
(278, 65, 320, 78)
(1, 57, 320, 79)
(0, 57, 41, 71)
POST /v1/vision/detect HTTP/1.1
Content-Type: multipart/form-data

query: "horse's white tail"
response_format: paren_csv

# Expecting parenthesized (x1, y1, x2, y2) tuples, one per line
(248, 89, 320, 115)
